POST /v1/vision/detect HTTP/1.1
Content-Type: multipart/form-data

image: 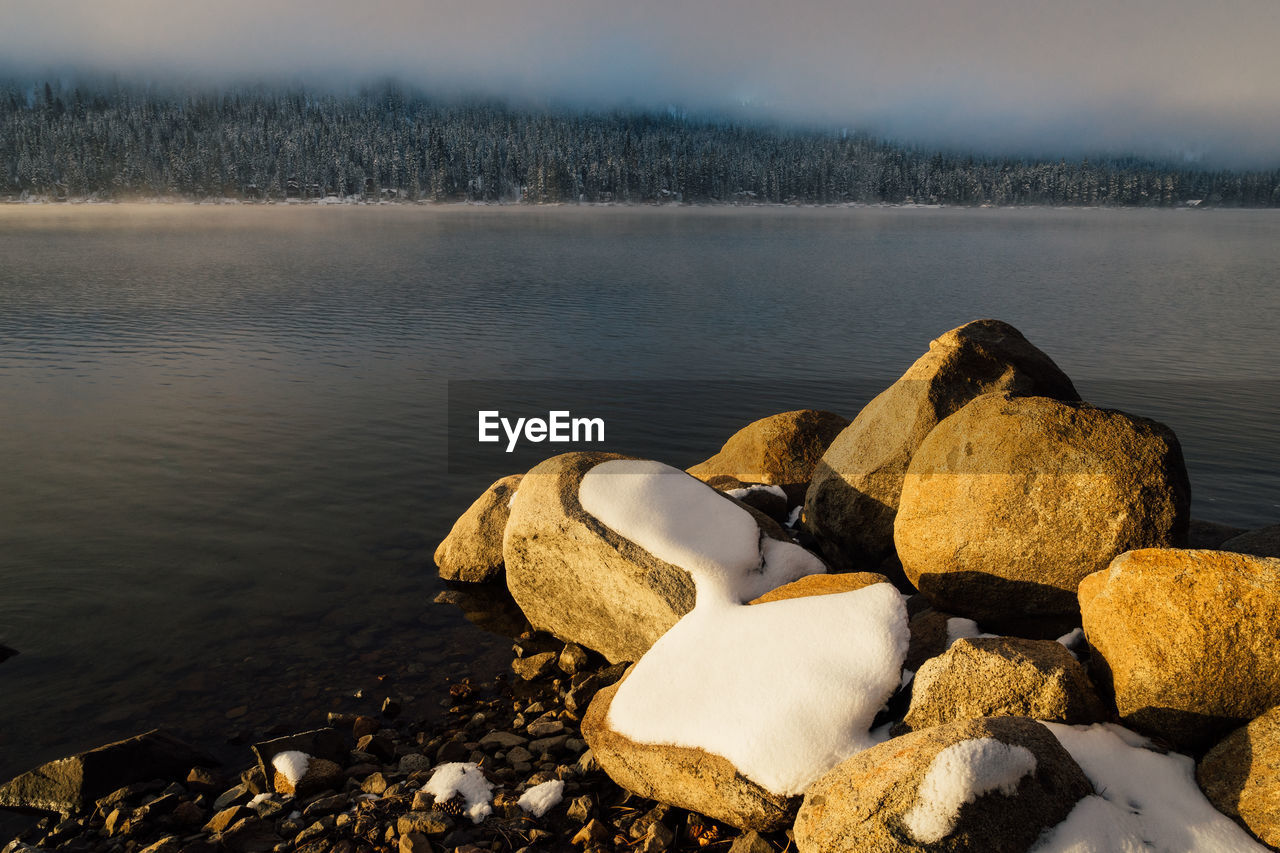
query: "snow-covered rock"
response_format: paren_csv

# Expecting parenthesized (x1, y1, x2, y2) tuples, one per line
(794, 717, 1091, 853)
(583, 577, 907, 829)
(1032, 723, 1268, 853)
(503, 452, 823, 663)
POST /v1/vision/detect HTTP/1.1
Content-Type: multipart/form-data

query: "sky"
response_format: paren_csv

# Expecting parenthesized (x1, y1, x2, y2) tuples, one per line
(4, 0, 1280, 168)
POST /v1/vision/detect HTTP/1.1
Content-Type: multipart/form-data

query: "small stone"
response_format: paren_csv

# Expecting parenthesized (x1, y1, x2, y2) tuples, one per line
(204, 805, 248, 834)
(398, 753, 432, 773)
(217, 815, 282, 853)
(397, 811, 453, 836)
(104, 807, 133, 836)
(512, 652, 558, 681)
(526, 719, 566, 738)
(558, 644, 591, 676)
(478, 731, 528, 750)
(327, 712, 357, 728)
(295, 818, 333, 844)
(168, 800, 205, 828)
(572, 819, 611, 847)
(352, 716, 381, 740)
(506, 747, 534, 765)
(357, 734, 396, 762)
(213, 783, 250, 811)
(566, 795, 593, 823)
(435, 739, 469, 763)
(302, 793, 348, 818)
(240, 764, 268, 795)
(361, 772, 389, 795)
(186, 767, 222, 794)
(564, 738, 588, 754)
(727, 830, 774, 853)
(529, 735, 568, 755)
(381, 697, 402, 719)
(399, 831, 432, 853)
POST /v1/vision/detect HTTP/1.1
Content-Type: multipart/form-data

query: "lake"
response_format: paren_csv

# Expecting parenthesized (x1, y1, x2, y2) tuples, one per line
(1, 203, 1278, 783)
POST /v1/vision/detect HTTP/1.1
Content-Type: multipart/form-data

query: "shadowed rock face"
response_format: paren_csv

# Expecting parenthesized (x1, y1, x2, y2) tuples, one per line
(0, 730, 217, 816)
(434, 473, 523, 583)
(895, 392, 1189, 626)
(804, 319, 1079, 573)
(1080, 548, 1280, 752)
(794, 716, 1091, 853)
(1198, 705, 1280, 849)
(581, 678, 799, 832)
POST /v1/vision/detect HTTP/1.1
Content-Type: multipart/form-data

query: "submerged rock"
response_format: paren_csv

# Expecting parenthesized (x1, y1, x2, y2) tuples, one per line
(793, 717, 1091, 853)
(687, 409, 850, 504)
(1198, 706, 1280, 849)
(805, 319, 1079, 572)
(1080, 548, 1280, 751)
(896, 392, 1189, 629)
(901, 637, 1108, 733)
(434, 474, 523, 583)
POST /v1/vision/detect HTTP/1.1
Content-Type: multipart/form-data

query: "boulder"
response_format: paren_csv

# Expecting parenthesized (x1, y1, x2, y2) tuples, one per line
(503, 453, 819, 663)
(434, 474, 523, 582)
(895, 392, 1189, 629)
(581, 679, 797, 831)
(1080, 548, 1280, 752)
(901, 637, 1108, 733)
(0, 730, 216, 816)
(1223, 523, 1280, 559)
(748, 571, 888, 604)
(1198, 705, 1280, 848)
(794, 717, 1091, 853)
(805, 319, 1079, 571)
(687, 410, 850, 504)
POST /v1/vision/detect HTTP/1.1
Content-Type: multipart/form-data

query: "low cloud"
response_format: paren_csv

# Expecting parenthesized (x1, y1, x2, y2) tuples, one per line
(4, 0, 1279, 167)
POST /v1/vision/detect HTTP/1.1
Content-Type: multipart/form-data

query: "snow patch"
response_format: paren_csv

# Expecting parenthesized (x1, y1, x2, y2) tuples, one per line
(517, 780, 565, 818)
(1032, 723, 1268, 853)
(607, 581, 908, 795)
(945, 617, 997, 646)
(902, 738, 1037, 843)
(248, 792, 273, 806)
(724, 484, 787, 501)
(785, 505, 802, 528)
(423, 762, 494, 824)
(271, 751, 310, 786)
(579, 459, 823, 603)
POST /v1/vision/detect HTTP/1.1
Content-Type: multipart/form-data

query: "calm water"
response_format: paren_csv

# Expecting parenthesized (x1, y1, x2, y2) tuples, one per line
(1, 203, 1279, 784)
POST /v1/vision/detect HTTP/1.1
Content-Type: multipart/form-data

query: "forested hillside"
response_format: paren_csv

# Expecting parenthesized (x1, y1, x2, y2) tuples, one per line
(4, 80, 1278, 206)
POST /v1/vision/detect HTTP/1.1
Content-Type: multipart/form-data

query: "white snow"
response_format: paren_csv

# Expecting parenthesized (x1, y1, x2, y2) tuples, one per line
(785, 505, 802, 528)
(1055, 628, 1085, 658)
(945, 617, 998, 646)
(1031, 723, 1268, 853)
(423, 762, 494, 824)
(903, 738, 1037, 843)
(248, 792, 273, 806)
(607, 581, 908, 795)
(578, 459, 823, 603)
(517, 780, 565, 818)
(271, 751, 310, 786)
(582, 458, 906, 795)
(724, 484, 787, 501)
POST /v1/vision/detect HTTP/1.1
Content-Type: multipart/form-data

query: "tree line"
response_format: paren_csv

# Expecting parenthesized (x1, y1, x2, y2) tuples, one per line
(3, 79, 1278, 206)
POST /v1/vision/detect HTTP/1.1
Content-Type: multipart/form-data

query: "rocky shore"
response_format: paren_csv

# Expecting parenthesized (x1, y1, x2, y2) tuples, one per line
(8, 318, 1280, 852)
